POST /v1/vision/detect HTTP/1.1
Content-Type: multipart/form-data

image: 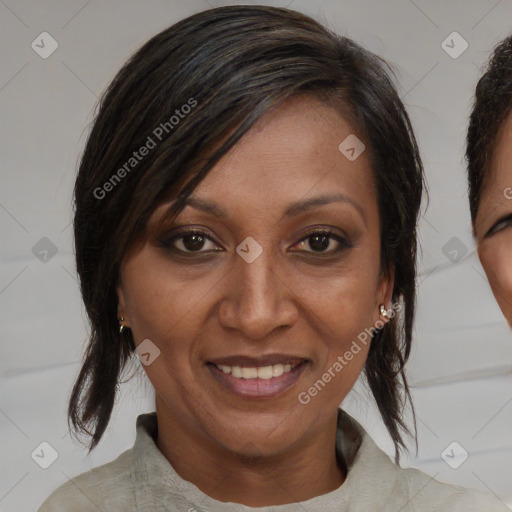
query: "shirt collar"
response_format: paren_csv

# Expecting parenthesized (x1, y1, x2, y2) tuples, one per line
(131, 408, 398, 511)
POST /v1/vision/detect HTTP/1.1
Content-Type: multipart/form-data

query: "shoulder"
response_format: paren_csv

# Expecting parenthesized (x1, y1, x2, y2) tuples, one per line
(37, 448, 134, 512)
(339, 411, 507, 511)
(388, 464, 507, 511)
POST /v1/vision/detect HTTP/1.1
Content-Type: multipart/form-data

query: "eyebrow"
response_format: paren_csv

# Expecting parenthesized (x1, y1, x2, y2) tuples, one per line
(171, 193, 367, 225)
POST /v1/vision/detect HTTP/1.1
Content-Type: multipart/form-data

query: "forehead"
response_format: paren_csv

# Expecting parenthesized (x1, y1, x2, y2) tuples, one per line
(481, 113, 512, 202)
(184, 95, 376, 215)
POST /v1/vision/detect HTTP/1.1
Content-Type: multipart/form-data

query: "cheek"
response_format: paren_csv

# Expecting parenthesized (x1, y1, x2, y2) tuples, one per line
(122, 252, 212, 338)
(120, 255, 220, 390)
(302, 251, 381, 326)
(316, 254, 380, 390)
(290, 252, 379, 369)
(479, 237, 512, 319)
(120, 258, 212, 407)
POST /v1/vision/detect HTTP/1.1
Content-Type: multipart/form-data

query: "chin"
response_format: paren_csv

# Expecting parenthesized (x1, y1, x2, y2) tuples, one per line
(213, 413, 306, 457)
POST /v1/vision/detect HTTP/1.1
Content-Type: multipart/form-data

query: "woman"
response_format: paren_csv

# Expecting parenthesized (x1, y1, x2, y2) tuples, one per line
(467, 34, 512, 327)
(38, 6, 503, 511)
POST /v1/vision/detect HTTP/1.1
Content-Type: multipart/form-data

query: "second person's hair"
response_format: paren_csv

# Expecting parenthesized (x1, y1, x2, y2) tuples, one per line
(467, 34, 512, 225)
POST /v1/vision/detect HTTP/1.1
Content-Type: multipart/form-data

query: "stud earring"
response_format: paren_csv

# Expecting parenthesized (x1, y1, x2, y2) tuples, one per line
(118, 316, 125, 333)
(379, 304, 388, 318)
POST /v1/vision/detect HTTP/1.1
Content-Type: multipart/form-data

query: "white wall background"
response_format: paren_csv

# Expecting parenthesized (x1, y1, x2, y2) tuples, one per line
(1, 1, 511, 510)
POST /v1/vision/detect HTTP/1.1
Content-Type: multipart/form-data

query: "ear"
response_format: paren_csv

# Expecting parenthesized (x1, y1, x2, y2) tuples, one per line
(116, 278, 127, 323)
(374, 265, 395, 323)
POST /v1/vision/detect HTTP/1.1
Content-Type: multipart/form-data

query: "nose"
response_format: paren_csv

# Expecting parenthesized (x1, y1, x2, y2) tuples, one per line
(218, 243, 298, 340)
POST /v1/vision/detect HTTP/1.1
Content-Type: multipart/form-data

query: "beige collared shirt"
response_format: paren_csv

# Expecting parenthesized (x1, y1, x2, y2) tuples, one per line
(38, 408, 507, 511)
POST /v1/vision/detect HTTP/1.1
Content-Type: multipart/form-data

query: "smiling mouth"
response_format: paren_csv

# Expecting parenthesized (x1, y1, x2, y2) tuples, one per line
(213, 362, 300, 379)
(206, 355, 308, 398)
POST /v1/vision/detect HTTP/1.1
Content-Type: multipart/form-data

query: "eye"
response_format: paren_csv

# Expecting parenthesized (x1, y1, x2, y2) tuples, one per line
(158, 226, 352, 259)
(291, 229, 352, 255)
(159, 228, 223, 254)
(487, 213, 512, 237)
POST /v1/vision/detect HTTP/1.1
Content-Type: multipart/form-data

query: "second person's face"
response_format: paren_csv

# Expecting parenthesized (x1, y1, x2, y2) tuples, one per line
(476, 112, 512, 326)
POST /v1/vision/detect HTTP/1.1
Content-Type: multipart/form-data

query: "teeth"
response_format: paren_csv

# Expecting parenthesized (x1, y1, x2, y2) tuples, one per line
(242, 367, 258, 379)
(215, 362, 299, 379)
(258, 366, 273, 380)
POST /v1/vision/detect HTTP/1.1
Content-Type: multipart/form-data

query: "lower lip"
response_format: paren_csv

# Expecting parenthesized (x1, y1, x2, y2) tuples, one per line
(207, 362, 308, 399)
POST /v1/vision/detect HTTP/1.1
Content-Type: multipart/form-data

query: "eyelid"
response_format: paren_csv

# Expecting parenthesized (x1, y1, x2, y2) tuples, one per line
(158, 227, 222, 253)
(290, 228, 352, 252)
(486, 213, 512, 237)
(158, 225, 352, 256)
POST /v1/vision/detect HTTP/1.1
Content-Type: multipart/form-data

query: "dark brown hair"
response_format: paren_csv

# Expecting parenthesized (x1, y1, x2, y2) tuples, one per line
(69, 5, 423, 463)
(467, 34, 512, 226)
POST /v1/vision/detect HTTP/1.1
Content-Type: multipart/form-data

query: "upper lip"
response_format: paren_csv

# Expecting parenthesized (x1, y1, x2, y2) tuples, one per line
(207, 354, 307, 367)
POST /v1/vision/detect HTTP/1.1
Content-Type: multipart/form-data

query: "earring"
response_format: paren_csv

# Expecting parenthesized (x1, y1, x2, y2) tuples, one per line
(379, 304, 389, 318)
(118, 316, 125, 333)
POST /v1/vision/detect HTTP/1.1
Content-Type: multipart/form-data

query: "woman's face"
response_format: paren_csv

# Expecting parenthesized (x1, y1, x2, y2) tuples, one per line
(117, 95, 392, 457)
(475, 111, 512, 327)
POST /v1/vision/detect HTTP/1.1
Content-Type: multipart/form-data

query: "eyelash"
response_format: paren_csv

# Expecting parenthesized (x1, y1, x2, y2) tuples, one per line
(487, 214, 512, 237)
(158, 227, 352, 258)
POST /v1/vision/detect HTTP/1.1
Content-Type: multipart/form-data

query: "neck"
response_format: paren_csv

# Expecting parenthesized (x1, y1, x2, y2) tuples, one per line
(154, 399, 345, 506)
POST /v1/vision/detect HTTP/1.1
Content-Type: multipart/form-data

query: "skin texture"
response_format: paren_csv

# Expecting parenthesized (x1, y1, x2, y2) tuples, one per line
(116, 95, 393, 506)
(475, 112, 512, 327)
